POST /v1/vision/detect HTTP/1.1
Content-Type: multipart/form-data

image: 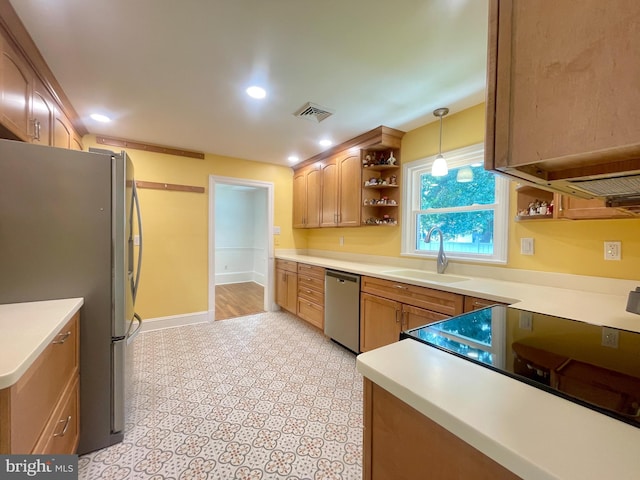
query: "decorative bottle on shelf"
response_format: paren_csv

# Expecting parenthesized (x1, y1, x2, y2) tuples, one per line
(387, 151, 396, 165)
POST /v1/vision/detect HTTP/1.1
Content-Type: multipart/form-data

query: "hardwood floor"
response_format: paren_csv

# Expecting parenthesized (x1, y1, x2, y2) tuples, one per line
(215, 282, 264, 320)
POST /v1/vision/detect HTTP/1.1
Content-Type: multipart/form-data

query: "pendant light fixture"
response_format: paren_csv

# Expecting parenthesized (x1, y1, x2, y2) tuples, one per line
(456, 165, 474, 183)
(431, 107, 449, 177)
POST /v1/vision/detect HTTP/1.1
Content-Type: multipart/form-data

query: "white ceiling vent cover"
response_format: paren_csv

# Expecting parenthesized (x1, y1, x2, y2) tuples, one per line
(293, 102, 334, 123)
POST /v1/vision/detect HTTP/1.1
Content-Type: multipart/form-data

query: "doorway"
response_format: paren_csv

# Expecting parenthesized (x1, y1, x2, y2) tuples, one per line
(208, 175, 275, 321)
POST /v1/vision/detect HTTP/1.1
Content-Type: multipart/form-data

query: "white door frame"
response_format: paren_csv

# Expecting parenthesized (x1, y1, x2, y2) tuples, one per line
(208, 175, 276, 321)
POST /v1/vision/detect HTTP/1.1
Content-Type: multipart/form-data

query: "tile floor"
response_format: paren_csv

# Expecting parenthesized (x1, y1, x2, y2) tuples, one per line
(79, 311, 363, 479)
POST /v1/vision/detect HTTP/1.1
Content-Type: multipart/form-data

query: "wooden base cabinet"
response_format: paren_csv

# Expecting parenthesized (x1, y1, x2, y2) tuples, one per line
(0, 312, 80, 454)
(359, 275, 462, 352)
(360, 294, 450, 352)
(296, 263, 325, 330)
(276, 259, 297, 314)
(363, 379, 521, 480)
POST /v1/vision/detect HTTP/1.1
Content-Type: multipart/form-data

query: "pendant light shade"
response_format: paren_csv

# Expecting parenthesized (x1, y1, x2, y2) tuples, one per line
(431, 107, 449, 177)
(456, 166, 474, 183)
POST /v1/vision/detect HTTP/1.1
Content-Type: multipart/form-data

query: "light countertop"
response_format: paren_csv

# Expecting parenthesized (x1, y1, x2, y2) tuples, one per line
(0, 298, 84, 389)
(357, 339, 640, 480)
(275, 251, 640, 332)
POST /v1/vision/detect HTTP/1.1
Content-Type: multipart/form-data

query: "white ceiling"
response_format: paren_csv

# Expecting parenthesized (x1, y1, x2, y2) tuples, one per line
(10, 0, 489, 167)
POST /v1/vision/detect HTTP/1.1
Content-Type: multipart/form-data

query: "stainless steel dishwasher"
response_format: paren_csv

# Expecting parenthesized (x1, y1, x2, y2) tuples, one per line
(324, 270, 361, 353)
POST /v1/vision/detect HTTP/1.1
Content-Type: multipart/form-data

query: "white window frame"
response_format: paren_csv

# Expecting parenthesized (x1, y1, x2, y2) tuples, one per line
(401, 143, 509, 264)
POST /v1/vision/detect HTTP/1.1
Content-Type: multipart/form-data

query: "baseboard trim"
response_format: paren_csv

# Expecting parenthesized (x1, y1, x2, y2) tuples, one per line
(140, 311, 209, 332)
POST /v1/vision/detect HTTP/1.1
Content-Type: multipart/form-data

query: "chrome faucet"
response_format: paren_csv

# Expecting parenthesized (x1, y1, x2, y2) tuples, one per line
(425, 227, 448, 274)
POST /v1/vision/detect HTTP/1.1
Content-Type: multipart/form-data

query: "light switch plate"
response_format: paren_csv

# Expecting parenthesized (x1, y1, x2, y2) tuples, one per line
(520, 238, 534, 255)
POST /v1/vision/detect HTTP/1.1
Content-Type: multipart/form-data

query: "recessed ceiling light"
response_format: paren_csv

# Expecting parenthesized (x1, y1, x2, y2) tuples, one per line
(90, 113, 111, 123)
(246, 86, 266, 99)
(319, 139, 332, 147)
(288, 155, 299, 163)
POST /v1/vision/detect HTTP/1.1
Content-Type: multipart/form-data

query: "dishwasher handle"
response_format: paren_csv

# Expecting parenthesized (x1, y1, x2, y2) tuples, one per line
(326, 270, 360, 283)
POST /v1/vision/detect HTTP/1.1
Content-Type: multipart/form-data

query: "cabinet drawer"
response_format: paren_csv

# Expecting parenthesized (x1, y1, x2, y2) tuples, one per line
(298, 285, 324, 305)
(10, 313, 79, 453)
(361, 276, 463, 316)
(464, 296, 505, 312)
(297, 263, 325, 280)
(298, 273, 324, 293)
(32, 375, 79, 454)
(297, 298, 324, 330)
(276, 259, 298, 273)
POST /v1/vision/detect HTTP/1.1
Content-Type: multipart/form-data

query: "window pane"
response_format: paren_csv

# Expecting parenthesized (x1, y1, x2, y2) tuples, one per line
(417, 210, 494, 255)
(420, 166, 495, 209)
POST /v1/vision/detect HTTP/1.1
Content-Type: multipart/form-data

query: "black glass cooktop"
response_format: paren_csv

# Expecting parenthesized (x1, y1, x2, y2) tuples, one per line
(401, 305, 640, 428)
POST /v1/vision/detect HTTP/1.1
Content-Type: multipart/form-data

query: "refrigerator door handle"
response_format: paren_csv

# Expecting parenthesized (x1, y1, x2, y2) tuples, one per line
(131, 180, 143, 304)
(126, 312, 142, 344)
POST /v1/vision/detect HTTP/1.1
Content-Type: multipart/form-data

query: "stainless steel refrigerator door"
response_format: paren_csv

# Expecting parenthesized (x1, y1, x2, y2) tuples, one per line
(111, 337, 126, 434)
(112, 151, 135, 339)
(0, 139, 116, 454)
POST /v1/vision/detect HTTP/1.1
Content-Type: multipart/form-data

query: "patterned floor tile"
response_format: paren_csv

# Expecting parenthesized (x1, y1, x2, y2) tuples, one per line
(79, 311, 363, 479)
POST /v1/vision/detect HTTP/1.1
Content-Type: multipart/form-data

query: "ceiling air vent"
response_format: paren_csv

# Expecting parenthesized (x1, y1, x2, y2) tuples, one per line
(293, 102, 334, 123)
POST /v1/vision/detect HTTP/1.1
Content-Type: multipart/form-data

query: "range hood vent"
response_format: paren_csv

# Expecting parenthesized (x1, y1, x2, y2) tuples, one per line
(568, 174, 640, 197)
(293, 102, 334, 123)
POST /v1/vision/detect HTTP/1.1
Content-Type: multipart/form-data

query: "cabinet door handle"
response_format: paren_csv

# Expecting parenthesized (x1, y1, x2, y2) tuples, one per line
(52, 331, 71, 344)
(393, 285, 408, 290)
(54, 415, 72, 437)
(395, 309, 401, 323)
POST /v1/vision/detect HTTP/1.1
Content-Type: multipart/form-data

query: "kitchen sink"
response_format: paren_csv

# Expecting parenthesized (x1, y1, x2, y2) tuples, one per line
(382, 269, 469, 284)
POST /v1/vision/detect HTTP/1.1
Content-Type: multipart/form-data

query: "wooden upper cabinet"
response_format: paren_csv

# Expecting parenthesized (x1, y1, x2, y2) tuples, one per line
(555, 195, 635, 220)
(337, 152, 361, 227)
(0, 5, 86, 149)
(31, 78, 54, 146)
(0, 36, 31, 140)
(294, 126, 404, 229)
(486, 0, 640, 181)
(292, 166, 320, 228)
(320, 151, 361, 227)
(53, 110, 72, 149)
(320, 158, 338, 227)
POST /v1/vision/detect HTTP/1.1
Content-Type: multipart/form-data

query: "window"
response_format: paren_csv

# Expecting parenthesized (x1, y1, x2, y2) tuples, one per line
(402, 143, 509, 263)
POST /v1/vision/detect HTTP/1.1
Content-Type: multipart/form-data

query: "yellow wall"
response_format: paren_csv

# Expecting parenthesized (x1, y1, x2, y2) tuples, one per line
(83, 136, 301, 319)
(305, 104, 640, 281)
(85, 102, 640, 319)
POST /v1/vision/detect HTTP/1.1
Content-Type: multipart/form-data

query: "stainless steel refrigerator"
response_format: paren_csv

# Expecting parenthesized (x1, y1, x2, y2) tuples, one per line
(0, 139, 142, 454)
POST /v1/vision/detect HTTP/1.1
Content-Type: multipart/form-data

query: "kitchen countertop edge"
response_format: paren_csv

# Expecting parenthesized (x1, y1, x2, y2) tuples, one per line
(0, 298, 84, 390)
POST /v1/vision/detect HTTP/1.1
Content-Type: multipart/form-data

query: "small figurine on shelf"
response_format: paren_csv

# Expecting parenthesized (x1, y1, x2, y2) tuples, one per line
(363, 154, 372, 167)
(390, 175, 397, 185)
(539, 201, 548, 215)
(387, 151, 397, 165)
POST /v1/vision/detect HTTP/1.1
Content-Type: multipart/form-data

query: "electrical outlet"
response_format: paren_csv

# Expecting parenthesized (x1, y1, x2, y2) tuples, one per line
(604, 241, 621, 261)
(601, 327, 619, 348)
(520, 238, 534, 255)
(339, 236, 344, 246)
